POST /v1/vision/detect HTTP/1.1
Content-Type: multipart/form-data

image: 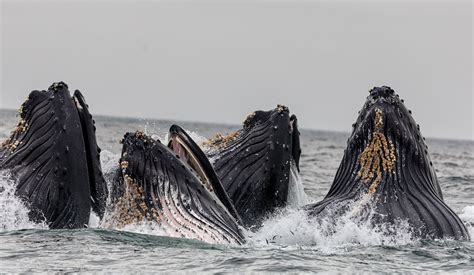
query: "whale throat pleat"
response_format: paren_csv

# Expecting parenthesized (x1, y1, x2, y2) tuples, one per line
(109, 133, 245, 245)
(305, 88, 469, 240)
(0, 85, 92, 228)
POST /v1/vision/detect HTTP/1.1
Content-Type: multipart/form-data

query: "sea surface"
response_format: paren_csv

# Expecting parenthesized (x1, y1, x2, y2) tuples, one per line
(0, 109, 473, 273)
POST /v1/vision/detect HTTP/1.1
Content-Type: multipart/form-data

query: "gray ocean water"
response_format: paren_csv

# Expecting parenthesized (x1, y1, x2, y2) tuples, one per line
(0, 109, 473, 273)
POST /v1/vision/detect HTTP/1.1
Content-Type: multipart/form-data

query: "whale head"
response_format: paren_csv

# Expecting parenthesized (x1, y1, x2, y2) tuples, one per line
(206, 105, 301, 228)
(306, 86, 470, 240)
(0, 82, 107, 228)
(108, 131, 244, 244)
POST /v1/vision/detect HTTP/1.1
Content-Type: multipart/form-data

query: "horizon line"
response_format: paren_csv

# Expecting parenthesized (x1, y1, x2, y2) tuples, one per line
(1, 107, 472, 142)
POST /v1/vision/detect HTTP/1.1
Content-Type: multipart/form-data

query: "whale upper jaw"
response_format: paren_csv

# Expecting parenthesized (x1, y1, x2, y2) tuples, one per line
(0, 82, 107, 228)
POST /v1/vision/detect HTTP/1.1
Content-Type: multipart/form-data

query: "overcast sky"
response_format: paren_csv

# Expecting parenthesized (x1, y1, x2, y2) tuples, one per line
(1, 0, 472, 140)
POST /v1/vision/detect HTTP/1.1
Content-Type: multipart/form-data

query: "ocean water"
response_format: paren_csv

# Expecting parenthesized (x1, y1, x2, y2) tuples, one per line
(0, 109, 473, 273)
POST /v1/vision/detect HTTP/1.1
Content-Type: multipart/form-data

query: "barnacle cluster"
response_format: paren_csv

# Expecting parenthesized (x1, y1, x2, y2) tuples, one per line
(134, 130, 146, 140)
(1, 139, 20, 151)
(202, 131, 240, 149)
(120, 160, 129, 170)
(276, 104, 288, 114)
(110, 174, 159, 227)
(1, 118, 27, 152)
(243, 112, 256, 128)
(357, 109, 397, 194)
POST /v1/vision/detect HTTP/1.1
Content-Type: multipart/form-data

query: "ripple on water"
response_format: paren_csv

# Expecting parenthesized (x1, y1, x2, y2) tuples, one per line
(0, 112, 473, 272)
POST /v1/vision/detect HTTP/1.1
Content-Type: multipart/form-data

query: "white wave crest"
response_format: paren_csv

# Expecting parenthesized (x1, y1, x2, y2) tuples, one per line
(459, 205, 474, 222)
(98, 149, 120, 229)
(160, 129, 208, 146)
(99, 149, 121, 226)
(105, 220, 168, 236)
(459, 205, 474, 238)
(249, 197, 415, 252)
(0, 171, 46, 231)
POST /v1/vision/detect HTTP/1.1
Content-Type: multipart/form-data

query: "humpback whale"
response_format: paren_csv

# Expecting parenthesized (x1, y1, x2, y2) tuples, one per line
(0, 82, 107, 228)
(108, 130, 245, 245)
(305, 87, 470, 241)
(205, 105, 301, 229)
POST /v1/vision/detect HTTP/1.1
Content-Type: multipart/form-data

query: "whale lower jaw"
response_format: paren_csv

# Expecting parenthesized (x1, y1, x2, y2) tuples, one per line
(107, 131, 245, 245)
(305, 86, 470, 241)
(306, 187, 470, 241)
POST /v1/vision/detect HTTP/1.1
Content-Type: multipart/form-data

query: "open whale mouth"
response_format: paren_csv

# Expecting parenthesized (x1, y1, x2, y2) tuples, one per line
(111, 130, 245, 244)
(168, 126, 214, 192)
(167, 125, 242, 224)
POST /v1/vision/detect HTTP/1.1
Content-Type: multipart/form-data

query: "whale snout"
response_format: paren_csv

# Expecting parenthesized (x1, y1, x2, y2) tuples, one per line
(49, 81, 69, 92)
(366, 86, 400, 112)
(369, 86, 395, 99)
(360, 86, 406, 125)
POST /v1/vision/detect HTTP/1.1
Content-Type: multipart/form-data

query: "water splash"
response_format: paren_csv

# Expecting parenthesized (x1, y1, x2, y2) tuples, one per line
(159, 129, 208, 146)
(249, 197, 415, 253)
(88, 212, 100, 228)
(98, 138, 416, 249)
(0, 171, 46, 231)
(459, 205, 474, 222)
(99, 149, 120, 229)
(287, 161, 308, 207)
(100, 149, 121, 218)
(118, 221, 168, 236)
(101, 218, 168, 237)
(459, 205, 474, 238)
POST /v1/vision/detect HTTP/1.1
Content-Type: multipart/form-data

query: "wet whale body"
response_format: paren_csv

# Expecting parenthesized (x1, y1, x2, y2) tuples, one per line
(205, 105, 301, 229)
(1, 82, 468, 244)
(305, 87, 470, 241)
(108, 129, 245, 245)
(0, 82, 107, 228)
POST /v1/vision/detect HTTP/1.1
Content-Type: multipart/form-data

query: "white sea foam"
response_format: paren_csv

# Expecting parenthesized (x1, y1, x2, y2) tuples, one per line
(100, 149, 121, 217)
(459, 205, 474, 222)
(0, 171, 46, 231)
(100, 149, 121, 174)
(88, 212, 101, 228)
(160, 129, 208, 146)
(97, 141, 417, 248)
(249, 197, 415, 252)
(115, 221, 168, 236)
(186, 130, 208, 145)
(459, 205, 474, 238)
(0, 134, 470, 249)
(88, 149, 121, 229)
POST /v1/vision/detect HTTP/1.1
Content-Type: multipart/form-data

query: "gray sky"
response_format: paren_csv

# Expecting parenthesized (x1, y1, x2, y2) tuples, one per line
(1, 0, 472, 140)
